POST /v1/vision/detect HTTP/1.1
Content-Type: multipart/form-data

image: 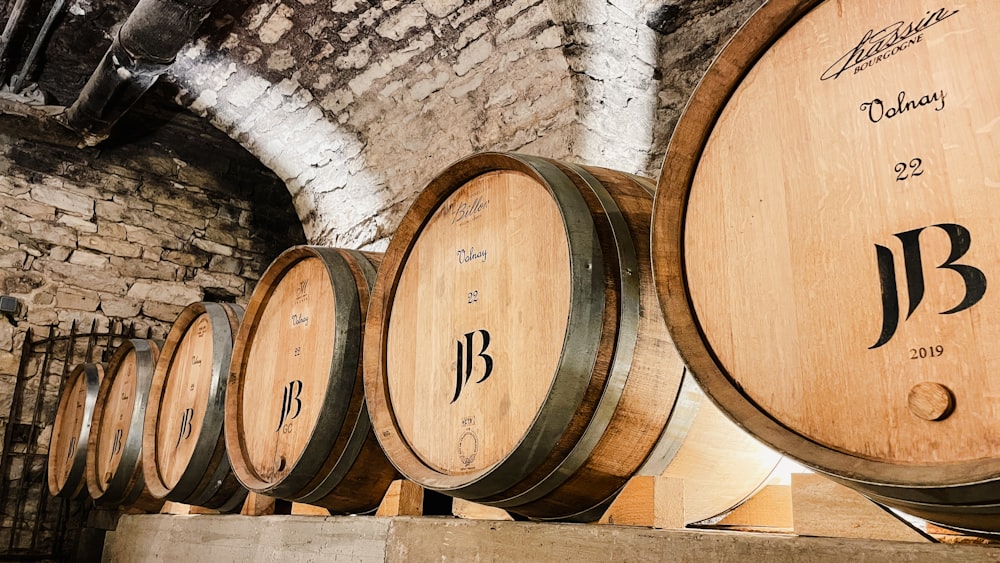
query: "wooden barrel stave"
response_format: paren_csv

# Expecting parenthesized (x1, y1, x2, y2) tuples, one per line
(143, 302, 248, 510)
(178, 305, 249, 512)
(651, 0, 1000, 532)
(463, 158, 625, 504)
(297, 430, 399, 513)
(367, 157, 605, 499)
(367, 152, 774, 520)
(86, 339, 164, 512)
(475, 163, 680, 518)
(48, 363, 103, 498)
(653, 375, 781, 524)
(290, 250, 397, 509)
(226, 246, 397, 512)
(366, 154, 619, 502)
(227, 247, 353, 498)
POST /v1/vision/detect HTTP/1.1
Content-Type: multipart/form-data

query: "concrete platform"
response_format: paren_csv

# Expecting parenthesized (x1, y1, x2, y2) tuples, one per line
(101, 515, 1000, 562)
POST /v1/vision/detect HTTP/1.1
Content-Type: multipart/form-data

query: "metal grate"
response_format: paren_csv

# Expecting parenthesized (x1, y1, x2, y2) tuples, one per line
(0, 319, 148, 561)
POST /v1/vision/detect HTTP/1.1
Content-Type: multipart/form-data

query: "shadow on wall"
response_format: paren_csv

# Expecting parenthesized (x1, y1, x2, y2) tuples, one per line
(106, 83, 308, 256)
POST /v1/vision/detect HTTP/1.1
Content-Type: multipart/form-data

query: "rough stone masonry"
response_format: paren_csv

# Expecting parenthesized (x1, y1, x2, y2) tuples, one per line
(165, 0, 763, 248)
(0, 102, 304, 412)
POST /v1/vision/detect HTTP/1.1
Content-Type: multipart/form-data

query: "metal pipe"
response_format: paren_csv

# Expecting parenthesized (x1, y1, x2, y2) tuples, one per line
(62, 0, 221, 145)
(0, 0, 31, 82)
(9, 0, 65, 93)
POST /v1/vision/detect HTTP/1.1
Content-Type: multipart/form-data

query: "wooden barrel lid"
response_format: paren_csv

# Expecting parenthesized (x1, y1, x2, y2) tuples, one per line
(143, 302, 247, 510)
(48, 363, 103, 498)
(227, 246, 397, 512)
(652, 0, 1000, 501)
(368, 154, 616, 496)
(86, 339, 163, 510)
(387, 168, 575, 475)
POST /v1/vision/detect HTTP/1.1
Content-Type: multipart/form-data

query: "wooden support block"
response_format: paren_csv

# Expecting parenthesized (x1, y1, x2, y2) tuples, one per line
(715, 484, 792, 530)
(791, 473, 933, 543)
(375, 479, 424, 517)
(925, 523, 996, 545)
(160, 502, 219, 515)
(598, 475, 685, 529)
(452, 498, 514, 521)
(160, 502, 184, 515)
(241, 492, 277, 516)
(925, 523, 966, 537)
(291, 503, 330, 516)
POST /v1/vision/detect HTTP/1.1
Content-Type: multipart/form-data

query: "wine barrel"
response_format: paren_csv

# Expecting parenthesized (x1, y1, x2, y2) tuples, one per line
(142, 302, 248, 511)
(86, 339, 164, 511)
(48, 363, 102, 498)
(364, 152, 778, 520)
(651, 0, 1000, 532)
(225, 246, 398, 513)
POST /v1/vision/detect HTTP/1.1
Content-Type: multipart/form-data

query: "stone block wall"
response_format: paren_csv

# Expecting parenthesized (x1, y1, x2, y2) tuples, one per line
(19, 0, 765, 251)
(0, 99, 305, 402)
(168, 0, 581, 248)
(160, 0, 763, 249)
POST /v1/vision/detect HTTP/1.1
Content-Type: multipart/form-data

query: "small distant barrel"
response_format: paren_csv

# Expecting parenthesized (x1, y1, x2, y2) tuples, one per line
(86, 339, 164, 511)
(142, 302, 248, 511)
(225, 246, 398, 513)
(364, 152, 778, 520)
(48, 363, 103, 498)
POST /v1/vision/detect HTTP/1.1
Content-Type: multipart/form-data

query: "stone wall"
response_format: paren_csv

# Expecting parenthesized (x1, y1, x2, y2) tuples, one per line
(157, 0, 763, 248)
(0, 95, 305, 395)
(12, 0, 765, 250)
(165, 0, 577, 247)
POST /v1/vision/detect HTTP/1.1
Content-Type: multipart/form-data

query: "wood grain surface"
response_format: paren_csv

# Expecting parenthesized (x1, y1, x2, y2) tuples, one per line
(658, 387, 781, 524)
(48, 363, 102, 497)
(387, 170, 571, 474)
(367, 153, 771, 520)
(95, 348, 138, 490)
(238, 256, 337, 483)
(86, 339, 164, 511)
(651, 0, 1000, 531)
(156, 312, 214, 489)
(143, 302, 247, 510)
(227, 246, 397, 512)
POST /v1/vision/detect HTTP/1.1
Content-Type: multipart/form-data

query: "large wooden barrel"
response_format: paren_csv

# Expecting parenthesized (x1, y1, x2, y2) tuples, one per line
(48, 363, 102, 498)
(142, 302, 247, 511)
(652, 0, 1000, 533)
(364, 152, 778, 520)
(86, 339, 164, 511)
(225, 246, 398, 513)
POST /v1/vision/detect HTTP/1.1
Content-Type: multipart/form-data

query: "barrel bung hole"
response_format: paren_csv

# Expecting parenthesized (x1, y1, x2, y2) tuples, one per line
(907, 382, 955, 422)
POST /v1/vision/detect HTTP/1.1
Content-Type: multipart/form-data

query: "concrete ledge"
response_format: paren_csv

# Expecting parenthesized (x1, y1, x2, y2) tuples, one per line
(102, 515, 1000, 562)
